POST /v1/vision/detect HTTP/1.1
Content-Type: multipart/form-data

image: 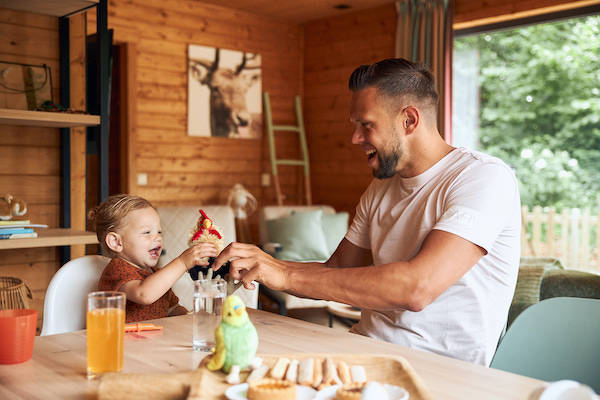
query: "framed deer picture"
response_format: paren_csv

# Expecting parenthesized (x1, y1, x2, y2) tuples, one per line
(188, 44, 262, 138)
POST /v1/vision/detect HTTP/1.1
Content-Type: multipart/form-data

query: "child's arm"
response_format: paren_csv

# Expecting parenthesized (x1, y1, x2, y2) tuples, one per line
(120, 243, 218, 305)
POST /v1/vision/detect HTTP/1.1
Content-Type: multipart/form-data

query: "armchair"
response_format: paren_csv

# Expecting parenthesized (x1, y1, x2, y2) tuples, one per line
(258, 205, 349, 315)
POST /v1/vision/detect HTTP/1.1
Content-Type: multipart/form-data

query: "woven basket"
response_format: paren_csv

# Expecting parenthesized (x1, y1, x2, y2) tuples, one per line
(0, 277, 32, 310)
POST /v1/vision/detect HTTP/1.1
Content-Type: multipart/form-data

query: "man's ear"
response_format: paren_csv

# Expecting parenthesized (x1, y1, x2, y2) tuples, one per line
(400, 106, 419, 133)
(105, 232, 123, 253)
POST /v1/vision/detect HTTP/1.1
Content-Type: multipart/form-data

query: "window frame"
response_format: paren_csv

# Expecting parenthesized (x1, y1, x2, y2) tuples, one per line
(455, 4, 600, 37)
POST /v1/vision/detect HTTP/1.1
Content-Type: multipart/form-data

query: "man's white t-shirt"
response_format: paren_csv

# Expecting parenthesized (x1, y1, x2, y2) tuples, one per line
(346, 147, 521, 366)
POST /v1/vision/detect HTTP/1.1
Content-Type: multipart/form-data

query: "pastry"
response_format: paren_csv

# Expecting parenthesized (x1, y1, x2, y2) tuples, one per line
(269, 357, 290, 380)
(246, 378, 296, 400)
(336, 382, 366, 400)
(337, 361, 351, 384)
(247, 364, 269, 383)
(312, 357, 323, 388)
(323, 356, 342, 386)
(298, 358, 314, 386)
(285, 359, 299, 383)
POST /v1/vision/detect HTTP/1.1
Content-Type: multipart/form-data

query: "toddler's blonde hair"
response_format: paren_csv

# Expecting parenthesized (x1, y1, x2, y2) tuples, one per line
(88, 194, 154, 256)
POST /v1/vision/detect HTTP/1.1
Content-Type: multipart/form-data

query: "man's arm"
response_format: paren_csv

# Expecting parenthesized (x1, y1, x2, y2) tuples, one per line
(213, 230, 484, 311)
(325, 238, 373, 268)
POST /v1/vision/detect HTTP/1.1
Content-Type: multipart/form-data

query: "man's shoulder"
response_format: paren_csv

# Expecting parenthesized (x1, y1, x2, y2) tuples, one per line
(453, 147, 508, 166)
(452, 148, 516, 179)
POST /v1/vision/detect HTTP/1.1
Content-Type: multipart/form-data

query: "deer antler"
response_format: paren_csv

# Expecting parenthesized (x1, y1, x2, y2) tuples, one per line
(235, 53, 260, 75)
(189, 48, 221, 85)
(212, 48, 220, 72)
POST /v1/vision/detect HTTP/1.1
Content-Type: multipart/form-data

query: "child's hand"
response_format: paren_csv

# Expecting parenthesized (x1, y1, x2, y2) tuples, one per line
(179, 243, 218, 269)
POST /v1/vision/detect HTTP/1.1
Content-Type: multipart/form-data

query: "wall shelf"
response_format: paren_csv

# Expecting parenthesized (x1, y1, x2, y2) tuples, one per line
(0, 0, 109, 260)
(0, 229, 98, 250)
(0, 0, 98, 17)
(0, 109, 100, 128)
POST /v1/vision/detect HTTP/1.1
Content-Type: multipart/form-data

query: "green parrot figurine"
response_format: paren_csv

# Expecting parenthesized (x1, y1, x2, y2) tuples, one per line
(206, 295, 259, 383)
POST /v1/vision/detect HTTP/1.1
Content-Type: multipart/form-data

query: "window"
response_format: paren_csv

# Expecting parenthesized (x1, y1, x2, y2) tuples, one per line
(453, 13, 600, 270)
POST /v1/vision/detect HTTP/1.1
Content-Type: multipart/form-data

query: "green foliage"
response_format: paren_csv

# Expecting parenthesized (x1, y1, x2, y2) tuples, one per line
(455, 15, 600, 211)
(492, 144, 596, 208)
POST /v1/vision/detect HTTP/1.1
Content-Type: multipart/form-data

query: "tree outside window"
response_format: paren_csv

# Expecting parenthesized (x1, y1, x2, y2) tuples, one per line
(453, 14, 600, 269)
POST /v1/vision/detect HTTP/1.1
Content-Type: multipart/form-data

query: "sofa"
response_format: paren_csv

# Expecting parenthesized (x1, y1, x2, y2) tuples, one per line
(508, 257, 600, 327)
(156, 205, 258, 311)
(258, 205, 349, 315)
(507, 257, 563, 327)
(540, 268, 600, 300)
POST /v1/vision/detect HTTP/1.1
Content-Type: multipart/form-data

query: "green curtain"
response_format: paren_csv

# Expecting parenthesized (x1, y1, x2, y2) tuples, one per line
(395, 0, 453, 141)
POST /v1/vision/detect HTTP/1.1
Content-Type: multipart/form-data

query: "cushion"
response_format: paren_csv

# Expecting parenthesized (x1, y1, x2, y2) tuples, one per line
(266, 209, 330, 262)
(321, 212, 349, 255)
(259, 205, 336, 245)
(540, 269, 600, 300)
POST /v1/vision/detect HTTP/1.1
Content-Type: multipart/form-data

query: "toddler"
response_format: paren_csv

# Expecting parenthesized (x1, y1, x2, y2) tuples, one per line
(88, 194, 217, 323)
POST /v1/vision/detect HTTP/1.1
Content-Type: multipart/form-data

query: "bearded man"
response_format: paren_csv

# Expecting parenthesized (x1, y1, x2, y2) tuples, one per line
(214, 58, 521, 366)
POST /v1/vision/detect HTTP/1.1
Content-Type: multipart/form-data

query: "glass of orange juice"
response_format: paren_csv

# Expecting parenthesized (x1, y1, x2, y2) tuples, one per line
(86, 291, 125, 379)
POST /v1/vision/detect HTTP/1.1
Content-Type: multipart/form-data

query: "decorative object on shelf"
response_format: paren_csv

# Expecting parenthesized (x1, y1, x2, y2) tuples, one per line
(0, 61, 52, 110)
(226, 184, 256, 243)
(0, 194, 27, 221)
(188, 45, 262, 138)
(36, 100, 87, 114)
(0, 277, 32, 310)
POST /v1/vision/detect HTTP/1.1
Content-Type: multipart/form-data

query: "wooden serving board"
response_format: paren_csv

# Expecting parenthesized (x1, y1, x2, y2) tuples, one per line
(98, 353, 433, 400)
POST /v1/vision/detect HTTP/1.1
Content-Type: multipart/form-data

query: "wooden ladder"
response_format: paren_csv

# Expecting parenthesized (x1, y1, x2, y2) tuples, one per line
(263, 92, 312, 205)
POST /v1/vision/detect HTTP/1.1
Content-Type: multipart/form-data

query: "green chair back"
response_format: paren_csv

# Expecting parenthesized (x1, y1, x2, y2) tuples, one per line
(491, 297, 600, 393)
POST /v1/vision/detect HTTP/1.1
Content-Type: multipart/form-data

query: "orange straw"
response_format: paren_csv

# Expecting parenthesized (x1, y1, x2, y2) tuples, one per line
(124, 323, 163, 332)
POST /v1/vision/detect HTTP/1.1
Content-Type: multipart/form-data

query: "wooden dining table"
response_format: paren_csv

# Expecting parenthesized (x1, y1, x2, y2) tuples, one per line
(0, 308, 543, 399)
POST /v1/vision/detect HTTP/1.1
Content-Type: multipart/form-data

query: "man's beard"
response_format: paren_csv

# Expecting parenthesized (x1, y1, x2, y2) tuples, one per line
(373, 149, 400, 179)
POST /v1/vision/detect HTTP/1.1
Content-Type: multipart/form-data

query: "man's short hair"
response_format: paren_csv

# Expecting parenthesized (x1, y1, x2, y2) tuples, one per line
(348, 58, 438, 110)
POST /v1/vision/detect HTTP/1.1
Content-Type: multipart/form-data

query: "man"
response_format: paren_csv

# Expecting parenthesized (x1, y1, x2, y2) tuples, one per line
(214, 58, 521, 366)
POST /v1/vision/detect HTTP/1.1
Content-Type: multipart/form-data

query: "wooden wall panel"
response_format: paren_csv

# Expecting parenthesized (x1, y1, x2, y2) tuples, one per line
(88, 0, 304, 239)
(303, 4, 396, 215)
(0, 8, 61, 331)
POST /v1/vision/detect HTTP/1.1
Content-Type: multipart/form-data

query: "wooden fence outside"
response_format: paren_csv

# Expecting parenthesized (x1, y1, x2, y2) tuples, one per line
(521, 206, 600, 272)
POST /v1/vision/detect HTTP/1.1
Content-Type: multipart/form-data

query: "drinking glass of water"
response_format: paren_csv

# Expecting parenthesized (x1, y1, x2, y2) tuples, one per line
(193, 278, 226, 351)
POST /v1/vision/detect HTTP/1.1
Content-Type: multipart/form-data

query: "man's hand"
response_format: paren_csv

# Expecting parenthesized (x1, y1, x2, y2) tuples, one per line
(212, 242, 290, 290)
